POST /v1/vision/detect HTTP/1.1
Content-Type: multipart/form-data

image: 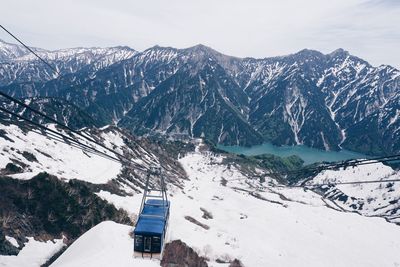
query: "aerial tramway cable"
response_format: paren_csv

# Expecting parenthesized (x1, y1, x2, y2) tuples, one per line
(293, 178, 400, 188)
(0, 107, 122, 163)
(4, 118, 118, 160)
(0, 91, 133, 164)
(0, 98, 150, 172)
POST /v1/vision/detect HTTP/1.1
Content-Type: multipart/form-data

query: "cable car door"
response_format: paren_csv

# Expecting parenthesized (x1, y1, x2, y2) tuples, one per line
(144, 236, 151, 252)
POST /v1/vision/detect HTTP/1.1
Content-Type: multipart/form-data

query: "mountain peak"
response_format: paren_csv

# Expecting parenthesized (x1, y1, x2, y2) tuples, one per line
(329, 48, 349, 57)
(0, 39, 30, 61)
(188, 43, 212, 50)
(294, 49, 324, 57)
(184, 44, 221, 55)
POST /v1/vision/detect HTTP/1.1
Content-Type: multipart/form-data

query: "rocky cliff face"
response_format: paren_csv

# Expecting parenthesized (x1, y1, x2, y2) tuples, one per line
(1, 40, 399, 155)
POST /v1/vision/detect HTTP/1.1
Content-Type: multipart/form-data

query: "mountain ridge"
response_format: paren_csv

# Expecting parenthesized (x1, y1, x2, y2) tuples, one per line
(1, 39, 399, 155)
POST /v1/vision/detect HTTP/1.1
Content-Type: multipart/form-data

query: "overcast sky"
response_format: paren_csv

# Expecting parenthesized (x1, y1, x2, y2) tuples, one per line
(1, 0, 399, 68)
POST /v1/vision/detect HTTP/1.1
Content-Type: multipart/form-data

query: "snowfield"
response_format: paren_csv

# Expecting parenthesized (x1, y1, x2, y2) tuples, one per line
(0, 124, 121, 183)
(0, 237, 64, 267)
(313, 163, 400, 224)
(51, 221, 159, 267)
(169, 152, 400, 267)
(66, 151, 400, 267)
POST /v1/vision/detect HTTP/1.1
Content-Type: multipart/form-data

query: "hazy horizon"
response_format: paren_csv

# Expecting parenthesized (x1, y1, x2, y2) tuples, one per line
(1, 0, 399, 68)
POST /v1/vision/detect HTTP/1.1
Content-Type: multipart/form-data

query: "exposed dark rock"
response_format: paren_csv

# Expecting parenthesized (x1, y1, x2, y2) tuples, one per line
(0, 129, 14, 143)
(21, 151, 38, 163)
(2, 163, 23, 174)
(184, 216, 210, 230)
(161, 240, 208, 267)
(200, 208, 213, 220)
(229, 259, 245, 267)
(10, 159, 29, 169)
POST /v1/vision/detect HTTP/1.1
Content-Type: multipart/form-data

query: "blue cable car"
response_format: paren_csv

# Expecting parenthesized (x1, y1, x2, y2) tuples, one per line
(134, 166, 170, 259)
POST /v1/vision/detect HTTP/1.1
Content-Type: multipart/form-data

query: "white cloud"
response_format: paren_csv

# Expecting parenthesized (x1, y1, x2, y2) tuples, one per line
(0, 0, 399, 68)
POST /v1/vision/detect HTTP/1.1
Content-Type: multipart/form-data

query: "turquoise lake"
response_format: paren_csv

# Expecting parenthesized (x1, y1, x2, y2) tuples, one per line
(217, 143, 369, 165)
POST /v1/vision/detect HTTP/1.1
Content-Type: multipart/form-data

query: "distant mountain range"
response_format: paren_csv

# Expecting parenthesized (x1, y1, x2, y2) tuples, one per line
(1, 39, 399, 155)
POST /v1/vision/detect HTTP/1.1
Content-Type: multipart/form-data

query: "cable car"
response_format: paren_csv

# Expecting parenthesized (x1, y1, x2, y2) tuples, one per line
(134, 166, 170, 259)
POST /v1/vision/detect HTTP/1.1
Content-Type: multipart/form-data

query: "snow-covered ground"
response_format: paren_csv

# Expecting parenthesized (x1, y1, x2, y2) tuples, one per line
(313, 164, 400, 223)
(0, 237, 64, 267)
(2, 131, 400, 266)
(0, 124, 121, 183)
(92, 151, 400, 267)
(51, 221, 158, 267)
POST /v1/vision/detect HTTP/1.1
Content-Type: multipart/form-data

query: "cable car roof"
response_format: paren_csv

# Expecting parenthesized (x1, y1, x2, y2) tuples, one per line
(134, 215, 166, 235)
(134, 199, 170, 235)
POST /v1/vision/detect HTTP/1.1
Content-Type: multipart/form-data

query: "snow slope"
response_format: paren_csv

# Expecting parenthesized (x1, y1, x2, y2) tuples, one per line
(0, 237, 64, 267)
(92, 150, 400, 267)
(50, 221, 158, 267)
(0, 122, 184, 191)
(312, 164, 400, 224)
(170, 152, 400, 266)
(0, 124, 121, 183)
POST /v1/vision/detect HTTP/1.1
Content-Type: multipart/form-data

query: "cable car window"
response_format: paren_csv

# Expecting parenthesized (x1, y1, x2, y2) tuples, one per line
(135, 235, 142, 247)
(153, 236, 161, 244)
(144, 236, 151, 252)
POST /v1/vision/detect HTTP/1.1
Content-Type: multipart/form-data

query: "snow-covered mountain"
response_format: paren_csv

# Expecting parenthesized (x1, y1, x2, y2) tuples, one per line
(0, 39, 137, 87)
(0, 39, 32, 61)
(239, 49, 400, 154)
(1, 40, 399, 155)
